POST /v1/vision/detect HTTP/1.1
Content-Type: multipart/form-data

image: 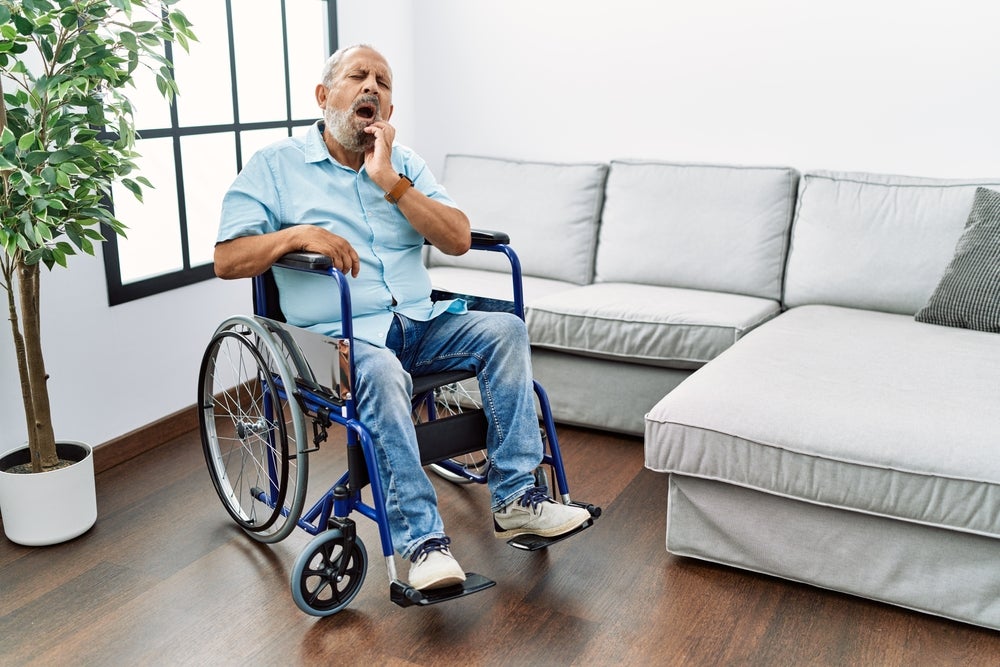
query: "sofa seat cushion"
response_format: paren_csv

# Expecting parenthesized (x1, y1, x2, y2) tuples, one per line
(526, 283, 781, 369)
(428, 266, 577, 305)
(645, 304, 1000, 537)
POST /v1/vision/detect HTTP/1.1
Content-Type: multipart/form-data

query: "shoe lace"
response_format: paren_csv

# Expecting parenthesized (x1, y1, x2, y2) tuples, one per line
(517, 485, 552, 511)
(410, 536, 452, 563)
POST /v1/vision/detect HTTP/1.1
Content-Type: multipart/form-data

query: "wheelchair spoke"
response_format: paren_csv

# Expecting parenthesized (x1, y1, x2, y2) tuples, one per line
(199, 320, 308, 543)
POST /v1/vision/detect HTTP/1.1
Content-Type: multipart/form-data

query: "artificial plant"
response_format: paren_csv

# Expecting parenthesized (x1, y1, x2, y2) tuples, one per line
(0, 0, 194, 472)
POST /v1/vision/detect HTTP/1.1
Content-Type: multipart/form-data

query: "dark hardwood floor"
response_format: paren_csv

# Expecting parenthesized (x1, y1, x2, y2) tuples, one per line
(2, 420, 998, 666)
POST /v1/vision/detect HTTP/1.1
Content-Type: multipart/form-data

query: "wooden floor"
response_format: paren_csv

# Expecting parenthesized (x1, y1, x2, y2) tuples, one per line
(2, 422, 999, 666)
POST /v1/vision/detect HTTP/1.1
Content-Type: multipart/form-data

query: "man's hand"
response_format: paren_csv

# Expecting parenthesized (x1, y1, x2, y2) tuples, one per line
(292, 225, 361, 277)
(214, 225, 360, 280)
(363, 120, 398, 189)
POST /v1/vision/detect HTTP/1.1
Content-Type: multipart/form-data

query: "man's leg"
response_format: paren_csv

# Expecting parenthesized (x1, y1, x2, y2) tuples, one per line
(396, 310, 542, 508)
(351, 330, 465, 590)
(399, 311, 591, 537)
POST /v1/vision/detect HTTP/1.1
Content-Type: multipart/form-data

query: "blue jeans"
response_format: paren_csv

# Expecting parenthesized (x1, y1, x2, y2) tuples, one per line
(352, 310, 542, 560)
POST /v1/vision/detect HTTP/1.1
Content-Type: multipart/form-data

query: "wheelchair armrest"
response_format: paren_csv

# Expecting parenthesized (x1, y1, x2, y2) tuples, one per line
(471, 229, 510, 246)
(274, 251, 333, 272)
(278, 230, 506, 271)
(424, 229, 510, 247)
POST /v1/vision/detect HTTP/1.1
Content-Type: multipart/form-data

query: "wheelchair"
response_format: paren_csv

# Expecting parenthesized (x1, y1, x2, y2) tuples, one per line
(198, 230, 600, 617)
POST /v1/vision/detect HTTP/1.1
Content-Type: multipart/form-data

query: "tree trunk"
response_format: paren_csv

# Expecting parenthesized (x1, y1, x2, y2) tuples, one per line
(15, 259, 59, 472)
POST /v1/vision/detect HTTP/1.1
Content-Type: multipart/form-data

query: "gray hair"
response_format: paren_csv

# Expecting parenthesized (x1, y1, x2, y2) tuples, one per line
(321, 43, 386, 87)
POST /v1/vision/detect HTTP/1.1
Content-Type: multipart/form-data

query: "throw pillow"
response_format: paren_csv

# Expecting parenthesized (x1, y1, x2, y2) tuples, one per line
(915, 187, 1000, 332)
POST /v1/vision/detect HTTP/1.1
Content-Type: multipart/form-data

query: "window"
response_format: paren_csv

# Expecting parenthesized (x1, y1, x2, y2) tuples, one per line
(103, 0, 338, 305)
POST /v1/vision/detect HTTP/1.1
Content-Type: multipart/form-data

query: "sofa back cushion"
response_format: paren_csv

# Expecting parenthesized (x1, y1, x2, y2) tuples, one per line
(783, 171, 1000, 314)
(594, 160, 798, 300)
(425, 155, 608, 285)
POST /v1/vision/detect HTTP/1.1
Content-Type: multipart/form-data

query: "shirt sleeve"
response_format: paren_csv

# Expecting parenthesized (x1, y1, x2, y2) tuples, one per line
(217, 150, 283, 244)
(395, 146, 459, 209)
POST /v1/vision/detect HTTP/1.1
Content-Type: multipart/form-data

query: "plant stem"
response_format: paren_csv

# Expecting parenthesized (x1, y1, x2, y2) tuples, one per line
(16, 260, 59, 472)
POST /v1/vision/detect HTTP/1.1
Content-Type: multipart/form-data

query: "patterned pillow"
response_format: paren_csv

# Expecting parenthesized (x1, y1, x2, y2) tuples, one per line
(915, 187, 1000, 332)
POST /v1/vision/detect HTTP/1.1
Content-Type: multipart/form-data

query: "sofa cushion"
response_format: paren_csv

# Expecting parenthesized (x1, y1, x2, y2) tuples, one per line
(915, 187, 1000, 332)
(425, 155, 608, 285)
(783, 171, 1000, 314)
(645, 305, 1000, 537)
(526, 283, 780, 369)
(595, 160, 798, 300)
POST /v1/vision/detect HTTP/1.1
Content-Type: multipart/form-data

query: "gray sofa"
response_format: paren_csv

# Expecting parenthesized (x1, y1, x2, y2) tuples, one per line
(428, 155, 798, 435)
(427, 155, 1000, 630)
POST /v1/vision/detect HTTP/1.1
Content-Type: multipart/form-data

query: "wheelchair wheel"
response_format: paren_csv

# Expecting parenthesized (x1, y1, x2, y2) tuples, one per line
(291, 529, 368, 616)
(425, 381, 489, 483)
(199, 316, 309, 543)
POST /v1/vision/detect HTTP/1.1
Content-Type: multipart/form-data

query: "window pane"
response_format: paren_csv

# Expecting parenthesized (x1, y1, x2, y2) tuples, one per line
(113, 138, 183, 283)
(181, 134, 238, 266)
(172, 2, 234, 127)
(232, 1, 287, 123)
(129, 45, 173, 130)
(286, 0, 329, 119)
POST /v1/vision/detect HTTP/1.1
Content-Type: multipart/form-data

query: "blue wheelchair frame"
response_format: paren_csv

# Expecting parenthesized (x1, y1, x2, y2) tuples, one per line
(200, 231, 598, 616)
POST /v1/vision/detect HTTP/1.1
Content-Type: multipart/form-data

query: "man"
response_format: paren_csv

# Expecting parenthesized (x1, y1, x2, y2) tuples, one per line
(215, 44, 590, 591)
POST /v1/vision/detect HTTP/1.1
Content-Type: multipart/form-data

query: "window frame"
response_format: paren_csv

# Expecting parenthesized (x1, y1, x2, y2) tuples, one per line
(103, 0, 339, 306)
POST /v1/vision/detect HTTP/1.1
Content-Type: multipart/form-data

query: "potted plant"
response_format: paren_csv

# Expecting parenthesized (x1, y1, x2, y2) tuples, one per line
(0, 0, 194, 545)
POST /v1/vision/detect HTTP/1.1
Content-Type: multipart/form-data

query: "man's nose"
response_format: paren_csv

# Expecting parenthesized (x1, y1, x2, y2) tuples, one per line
(363, 75, 379, 94)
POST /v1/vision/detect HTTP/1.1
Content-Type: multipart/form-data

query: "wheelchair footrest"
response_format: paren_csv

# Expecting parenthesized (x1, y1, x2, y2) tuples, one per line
(506, 501, 601, 551)
(390, 573, 496, 608)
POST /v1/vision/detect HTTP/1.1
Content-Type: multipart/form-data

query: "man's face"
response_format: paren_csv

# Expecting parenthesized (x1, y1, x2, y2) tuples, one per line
(318, 47, 394, 152)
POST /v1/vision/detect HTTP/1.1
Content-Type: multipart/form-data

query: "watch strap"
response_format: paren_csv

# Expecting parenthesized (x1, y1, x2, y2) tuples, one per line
(384, 173, 414, 204)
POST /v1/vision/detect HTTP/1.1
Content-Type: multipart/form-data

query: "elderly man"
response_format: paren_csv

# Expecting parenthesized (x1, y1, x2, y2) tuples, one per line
(215, 44, 590, 590)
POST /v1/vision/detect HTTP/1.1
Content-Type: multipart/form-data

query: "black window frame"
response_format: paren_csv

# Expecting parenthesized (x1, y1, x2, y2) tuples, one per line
(103, 0, 339, 306)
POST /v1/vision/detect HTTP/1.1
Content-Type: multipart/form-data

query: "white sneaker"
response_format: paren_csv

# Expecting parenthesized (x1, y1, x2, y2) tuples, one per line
(408, 537, 466, 591)
(493, 486, 591, 538)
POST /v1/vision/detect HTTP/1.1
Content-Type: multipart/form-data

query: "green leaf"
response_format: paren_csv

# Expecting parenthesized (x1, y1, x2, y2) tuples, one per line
(12, 15, 33, 36)
(17, 131, 36, 151)
(51, 245, 68, 268)
(58, 162, 85, 177)
(130, 20, 159, 33)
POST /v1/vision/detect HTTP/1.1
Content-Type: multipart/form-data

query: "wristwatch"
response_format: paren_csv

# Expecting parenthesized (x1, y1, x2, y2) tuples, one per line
(384, 173, 413, 204)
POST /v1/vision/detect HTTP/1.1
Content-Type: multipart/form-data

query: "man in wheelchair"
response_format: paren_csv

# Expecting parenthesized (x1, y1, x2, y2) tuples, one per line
(214, 44, 591, 592)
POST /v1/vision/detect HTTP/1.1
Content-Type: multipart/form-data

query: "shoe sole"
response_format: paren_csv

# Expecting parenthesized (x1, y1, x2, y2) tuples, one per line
(412, 573, 466, 591)
(493, 512, 590, 539)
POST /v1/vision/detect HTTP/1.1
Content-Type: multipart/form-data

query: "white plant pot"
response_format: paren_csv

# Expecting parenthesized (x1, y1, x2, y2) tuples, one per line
(0, 441, 97, 546)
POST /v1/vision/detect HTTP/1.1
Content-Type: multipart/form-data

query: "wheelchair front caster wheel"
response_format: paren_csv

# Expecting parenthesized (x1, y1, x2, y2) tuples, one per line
(291, 529, 367, 616)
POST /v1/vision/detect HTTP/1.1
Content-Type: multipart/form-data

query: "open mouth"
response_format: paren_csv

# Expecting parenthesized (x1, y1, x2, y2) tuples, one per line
(353, 97, 379, 122)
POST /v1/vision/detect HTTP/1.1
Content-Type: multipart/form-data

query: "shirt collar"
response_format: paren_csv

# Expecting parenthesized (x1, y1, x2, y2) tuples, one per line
(304, 120, 368, 174)
(304, 120, 332, 164)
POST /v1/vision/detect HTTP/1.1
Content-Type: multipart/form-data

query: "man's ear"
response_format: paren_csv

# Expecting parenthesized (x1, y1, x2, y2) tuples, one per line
(315, 84, 328, 108)
(385, 103, 394, 121)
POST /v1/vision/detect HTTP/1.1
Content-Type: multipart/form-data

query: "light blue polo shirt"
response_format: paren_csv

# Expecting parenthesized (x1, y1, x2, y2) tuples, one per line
(218, 121, 466, 346)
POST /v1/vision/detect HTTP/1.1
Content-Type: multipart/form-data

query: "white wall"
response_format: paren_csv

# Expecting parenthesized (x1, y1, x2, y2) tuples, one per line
(4, 0, 998, 453)
(0, 251, 249, 453)
(338, 0, 417, 149)
(410, 0, 1000, 179)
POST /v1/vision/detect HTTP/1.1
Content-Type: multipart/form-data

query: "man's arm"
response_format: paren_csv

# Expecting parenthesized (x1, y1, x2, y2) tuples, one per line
(363, 121, 472, 256)
(214, 225, 361, 280)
